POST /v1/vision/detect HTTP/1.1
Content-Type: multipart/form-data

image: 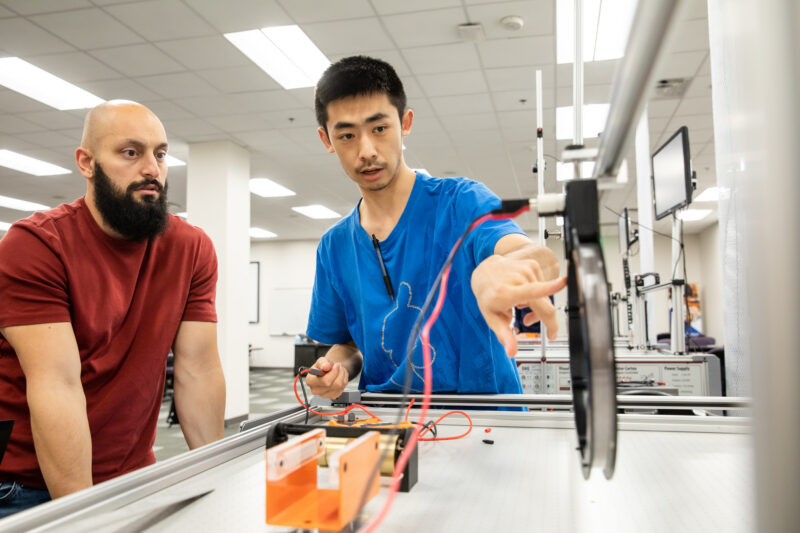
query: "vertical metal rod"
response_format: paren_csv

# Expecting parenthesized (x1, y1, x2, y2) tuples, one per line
(573, 0, 584, 148)
(535, 69, 547, 356)
(670, 214, 686, 354)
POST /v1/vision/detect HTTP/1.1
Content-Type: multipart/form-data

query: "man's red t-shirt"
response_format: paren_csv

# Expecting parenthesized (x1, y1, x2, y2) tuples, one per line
(0, 197, 217, 489)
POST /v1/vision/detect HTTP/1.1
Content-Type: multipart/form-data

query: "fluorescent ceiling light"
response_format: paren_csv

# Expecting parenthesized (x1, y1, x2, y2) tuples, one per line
(556, 0, 638, 64)
(0, 57, 104, 110)
(556, 104, 610, 140)
(556, 161, 595, 181)
(249, 227, 277, 238)
(292, 204, 340, 219)
(0, 194, 50, 212)
(224, 25, 330, 90)
(165, 154, 186, 167)
(679, 209, 711, 222)
(694, 187, 719, 202)
(412, 168, 430, 176)
(0, 221, 11, 232)
(0, 149, 71, 176)
(249, 177, 296, 198)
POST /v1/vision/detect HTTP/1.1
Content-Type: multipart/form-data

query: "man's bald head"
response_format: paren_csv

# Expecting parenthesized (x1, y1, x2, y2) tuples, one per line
(80, 100, 166, 153)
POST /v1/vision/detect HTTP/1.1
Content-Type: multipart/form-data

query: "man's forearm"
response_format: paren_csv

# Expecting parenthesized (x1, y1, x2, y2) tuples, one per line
(174, 363, 225, 449)
(324, 342, 363, 379)
(28, 381, 93, 498)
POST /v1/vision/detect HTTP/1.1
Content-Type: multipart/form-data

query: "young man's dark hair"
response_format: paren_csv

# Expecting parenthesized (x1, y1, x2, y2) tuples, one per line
(314, 55, 407, 131)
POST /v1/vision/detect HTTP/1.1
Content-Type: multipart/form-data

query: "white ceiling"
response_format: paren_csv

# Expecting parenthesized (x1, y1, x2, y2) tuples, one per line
(0, 0, 716, 241)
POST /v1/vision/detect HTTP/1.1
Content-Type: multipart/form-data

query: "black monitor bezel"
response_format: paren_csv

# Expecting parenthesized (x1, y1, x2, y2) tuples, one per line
(618, 207, 630, 255)
(651, 125, 693, 221)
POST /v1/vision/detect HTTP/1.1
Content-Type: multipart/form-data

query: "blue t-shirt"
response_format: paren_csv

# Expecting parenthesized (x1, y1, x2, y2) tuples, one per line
(307, 173, 525, 394)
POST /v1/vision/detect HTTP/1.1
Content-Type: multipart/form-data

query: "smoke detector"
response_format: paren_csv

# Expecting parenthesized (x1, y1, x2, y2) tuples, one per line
(500, 15, 524, 31)
(457, 22, 485, 41)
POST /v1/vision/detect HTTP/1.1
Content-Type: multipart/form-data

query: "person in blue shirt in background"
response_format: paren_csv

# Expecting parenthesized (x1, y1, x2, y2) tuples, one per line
(306, 56, 566, 399)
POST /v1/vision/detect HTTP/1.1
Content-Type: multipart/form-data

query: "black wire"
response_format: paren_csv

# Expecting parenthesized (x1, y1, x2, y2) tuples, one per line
(297, 366, 311, 424)
(602, 204, 678, 243)
(353, 210, 492, 529)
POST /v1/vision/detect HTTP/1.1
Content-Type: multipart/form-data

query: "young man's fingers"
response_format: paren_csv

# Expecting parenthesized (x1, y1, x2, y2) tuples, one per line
(522, 308, 541, 326)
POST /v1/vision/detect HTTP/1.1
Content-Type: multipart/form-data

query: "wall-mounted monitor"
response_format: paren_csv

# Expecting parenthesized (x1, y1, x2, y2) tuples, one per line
(652, 126, 693, 220)
(618, 207, 632, 255)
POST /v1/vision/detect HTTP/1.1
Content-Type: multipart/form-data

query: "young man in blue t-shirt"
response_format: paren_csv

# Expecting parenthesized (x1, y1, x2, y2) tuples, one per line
(306, 56, 566, 398)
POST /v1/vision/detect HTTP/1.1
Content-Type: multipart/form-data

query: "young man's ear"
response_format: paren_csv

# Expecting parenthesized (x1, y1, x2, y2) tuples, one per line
(318, 127, 335, 154)
(401, 108, 414, 137)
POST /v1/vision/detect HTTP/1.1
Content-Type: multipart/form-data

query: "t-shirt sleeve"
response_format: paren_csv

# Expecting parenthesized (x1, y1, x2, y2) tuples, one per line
(306, 240, 352, 345)
(0, 223, 72, 327)
(181, 230, 218, 323)
(455, 180, 526, 265)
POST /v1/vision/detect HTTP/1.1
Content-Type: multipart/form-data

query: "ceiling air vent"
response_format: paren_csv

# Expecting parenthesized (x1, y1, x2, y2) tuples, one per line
(653, 78, 689, 99)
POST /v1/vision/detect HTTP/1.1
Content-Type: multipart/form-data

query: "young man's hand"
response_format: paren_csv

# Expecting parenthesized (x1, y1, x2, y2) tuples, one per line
(306, 356, 349, 399)
(471, 254, 567, 357)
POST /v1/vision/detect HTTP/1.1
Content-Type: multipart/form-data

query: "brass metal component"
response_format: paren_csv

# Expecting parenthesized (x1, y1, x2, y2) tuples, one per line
(319, 433, 399, 476)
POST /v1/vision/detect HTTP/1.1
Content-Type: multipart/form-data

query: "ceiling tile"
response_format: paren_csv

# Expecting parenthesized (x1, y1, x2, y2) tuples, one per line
(0, 89, 55, 113)
(277, 0, 374, 23)
(195, 65, 281, 94)
(370, 0, 461, 16)
(555, 84, 611, 106)
(656, 50, 707, 79)
(685, 76, 712, 99)
(235, 129, 296, 148)
(382, 8, 466, 48)
(17, 130, 78, 148)
(429, 93, 494, 116)
(466, 0, 554, 39)
(0, 17, 74, 55)
(491, 89, 554, 112)
(104, 0, 216, 41)
(258, 108, 317, 130)
(182, 0, 292, 33)
(497, 109, 539, 131)
(485, 65, 555, 91)
(303, 18, 396, 55)
(671, 18, 709, 52)
(557, 59, 618, 86)
(688, 128, 714, 144)
(18, 110, 85, 130)
(136, 72, 218, 99)
(675, 96, 713, 116)
(439, 112, 499, 133)
(0, 0, 91, 15)
(0, 5, 15, 17)
(328, 49, 412, 76)
(477, 36, 554, 68)
(90, 44, 185, 77)
(233, 90, 306, 113)
(416, 70, 488, 97)
(402, 42, 480, 75)
(0, 115, 43, 134)
(206, 113, 273, 133)
(79, 77, 162, 102)
(31, 8, 144, 49)
(164, 117, 222, 138)
(665, 114, 713, 135)
(646, 100, 679, 119)
(156, 35, 252, 70)
(24, 51, 121, 82)
(138, 99, 196, 121)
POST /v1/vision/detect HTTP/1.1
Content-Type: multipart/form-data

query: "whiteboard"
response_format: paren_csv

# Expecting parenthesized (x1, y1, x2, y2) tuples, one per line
(268, 287, 312, 335)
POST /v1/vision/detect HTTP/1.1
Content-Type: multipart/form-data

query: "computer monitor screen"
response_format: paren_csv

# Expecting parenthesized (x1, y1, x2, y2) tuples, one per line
(652, 126, 692, 220)
(618, 207, 630, 255)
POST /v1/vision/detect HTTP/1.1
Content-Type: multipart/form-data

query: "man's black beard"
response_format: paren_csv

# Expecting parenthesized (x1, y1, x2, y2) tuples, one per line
(93, 162, 169, 241)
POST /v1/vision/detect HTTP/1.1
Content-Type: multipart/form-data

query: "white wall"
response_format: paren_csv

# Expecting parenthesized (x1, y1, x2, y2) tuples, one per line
(248, 239, 318, 368)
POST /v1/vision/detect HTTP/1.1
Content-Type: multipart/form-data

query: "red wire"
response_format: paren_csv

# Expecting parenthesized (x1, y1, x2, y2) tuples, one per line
(359, 205, 530, 532)
(293, 369, 379, 419)
(417, 410, 473, 441)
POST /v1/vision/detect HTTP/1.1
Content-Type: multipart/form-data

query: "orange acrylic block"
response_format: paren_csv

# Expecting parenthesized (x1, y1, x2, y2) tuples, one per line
(265, 428, 381, 530)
